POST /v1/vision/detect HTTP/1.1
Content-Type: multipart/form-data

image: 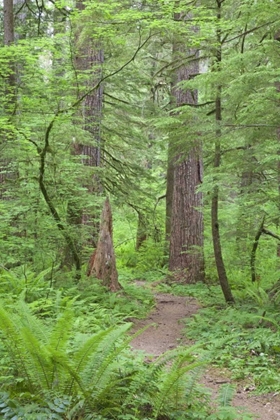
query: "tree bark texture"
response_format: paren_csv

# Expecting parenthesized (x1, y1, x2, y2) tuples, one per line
(75, 0, 104, 174)
(168, 17, 204, 283)
(87, 197, 120, 291)
(1, 0, 16, 197)
(169, 147, 204, 282)
(4, 0, 14, 45)
(75, 45, 104, 237)
(64, 0, 104, 266)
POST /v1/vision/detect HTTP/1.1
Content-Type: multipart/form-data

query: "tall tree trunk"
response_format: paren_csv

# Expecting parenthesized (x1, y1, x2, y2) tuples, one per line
(275, 30, 280, 261)
(4, 0, 14, 45)
(168, 13, 204, 283)
(211, 0, 234, 303)
(165, 142, 174, 246)
(64, 1, 104, 267)
(1, 0, 16, 198)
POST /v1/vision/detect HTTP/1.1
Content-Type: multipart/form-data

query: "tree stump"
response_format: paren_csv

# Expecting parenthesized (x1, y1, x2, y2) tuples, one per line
(87, 197, 121, 291)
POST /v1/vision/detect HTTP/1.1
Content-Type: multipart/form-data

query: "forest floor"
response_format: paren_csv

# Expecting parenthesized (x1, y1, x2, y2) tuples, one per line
(130, 285, 280, 420)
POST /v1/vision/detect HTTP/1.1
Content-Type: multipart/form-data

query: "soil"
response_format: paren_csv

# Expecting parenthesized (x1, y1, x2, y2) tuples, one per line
(130, 286, 280, 420)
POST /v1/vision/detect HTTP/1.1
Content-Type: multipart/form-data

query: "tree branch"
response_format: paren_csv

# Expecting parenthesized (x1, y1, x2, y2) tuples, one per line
(262, 228, 280, 241)
(251, 216, 265, 283)
(224, 20, 279, 44)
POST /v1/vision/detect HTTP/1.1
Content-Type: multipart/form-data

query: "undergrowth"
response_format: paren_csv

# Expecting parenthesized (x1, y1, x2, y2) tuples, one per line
(0, 267, 247, 420)
(0, 297, 226, 420)
(160, 280, 280, 394)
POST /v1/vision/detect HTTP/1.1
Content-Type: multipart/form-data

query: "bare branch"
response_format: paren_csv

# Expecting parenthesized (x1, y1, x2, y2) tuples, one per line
(262, 228, 280, 241)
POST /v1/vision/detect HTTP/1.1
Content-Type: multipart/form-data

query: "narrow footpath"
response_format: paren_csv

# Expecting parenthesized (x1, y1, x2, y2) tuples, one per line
(130, 289, 280, 420)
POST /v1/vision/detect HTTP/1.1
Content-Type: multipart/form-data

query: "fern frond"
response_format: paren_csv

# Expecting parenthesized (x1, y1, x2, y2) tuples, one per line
(15, 298, 49, 343)
(48, 305, 74, 352)
(153, 349, 206, 418)
(0, 304, 33, 390)
(65, 325, 121, 396)
(20, 326, 52, 390)
(218, 383, 236, 407)
(82, 323, 133, 395)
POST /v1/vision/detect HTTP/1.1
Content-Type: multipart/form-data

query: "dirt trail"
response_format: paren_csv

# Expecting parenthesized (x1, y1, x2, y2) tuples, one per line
(130, 293, 198, 356)
(130, 289, 280, 420)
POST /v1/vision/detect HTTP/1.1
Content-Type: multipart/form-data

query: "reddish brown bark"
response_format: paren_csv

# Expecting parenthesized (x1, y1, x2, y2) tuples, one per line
(168, 15, 204, 283)
(87, 198, 120, 291)
(1, 0, 16, 198)
(64, 2, 104, 267)
(169, 147, 204, 282)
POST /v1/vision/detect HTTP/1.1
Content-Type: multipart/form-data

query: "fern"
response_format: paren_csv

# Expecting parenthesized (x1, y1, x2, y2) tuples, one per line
(49, 306, 74, 351)
(0, 300, 214, 419)
(0, 266, 53, 300)
(15, 298, 49, 343)
(0, 304, 34, 391)
(65, 326, 120, 396)
(218, 383, 236, 407)
(152, 348, 206, 418)
(20, 326, 53, 390)
(0, 299, 139, 409)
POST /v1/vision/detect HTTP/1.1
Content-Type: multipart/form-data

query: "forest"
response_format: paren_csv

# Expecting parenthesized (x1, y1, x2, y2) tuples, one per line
(0, 0, 280, 418)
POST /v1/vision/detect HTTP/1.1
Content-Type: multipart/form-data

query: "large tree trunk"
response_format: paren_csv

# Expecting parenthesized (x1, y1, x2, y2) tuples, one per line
(87, 198, 120, 291)
(1, 0, 16, 198)
(64, 1, 104, 267)
(168, 14, 204, 283)
(169, 147, 204, 282)
(4, 0, 14, 45)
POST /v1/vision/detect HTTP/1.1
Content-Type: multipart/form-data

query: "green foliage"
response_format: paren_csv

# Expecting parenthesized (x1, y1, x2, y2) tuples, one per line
(0, 298, 222, 419)
(1, 0, 280, 416)
(184, 283, 280, 393)
(0, 266, 54, 301)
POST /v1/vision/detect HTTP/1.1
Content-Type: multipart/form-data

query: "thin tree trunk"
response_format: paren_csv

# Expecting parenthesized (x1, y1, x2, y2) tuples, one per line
(277, 137, 280, 260)
(212, 113, 234, 303)
(211, 0, 234, 303)
(165, 142, 174, 246)
(275, 27, 280, 260)
(250, 216, 265, 283)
